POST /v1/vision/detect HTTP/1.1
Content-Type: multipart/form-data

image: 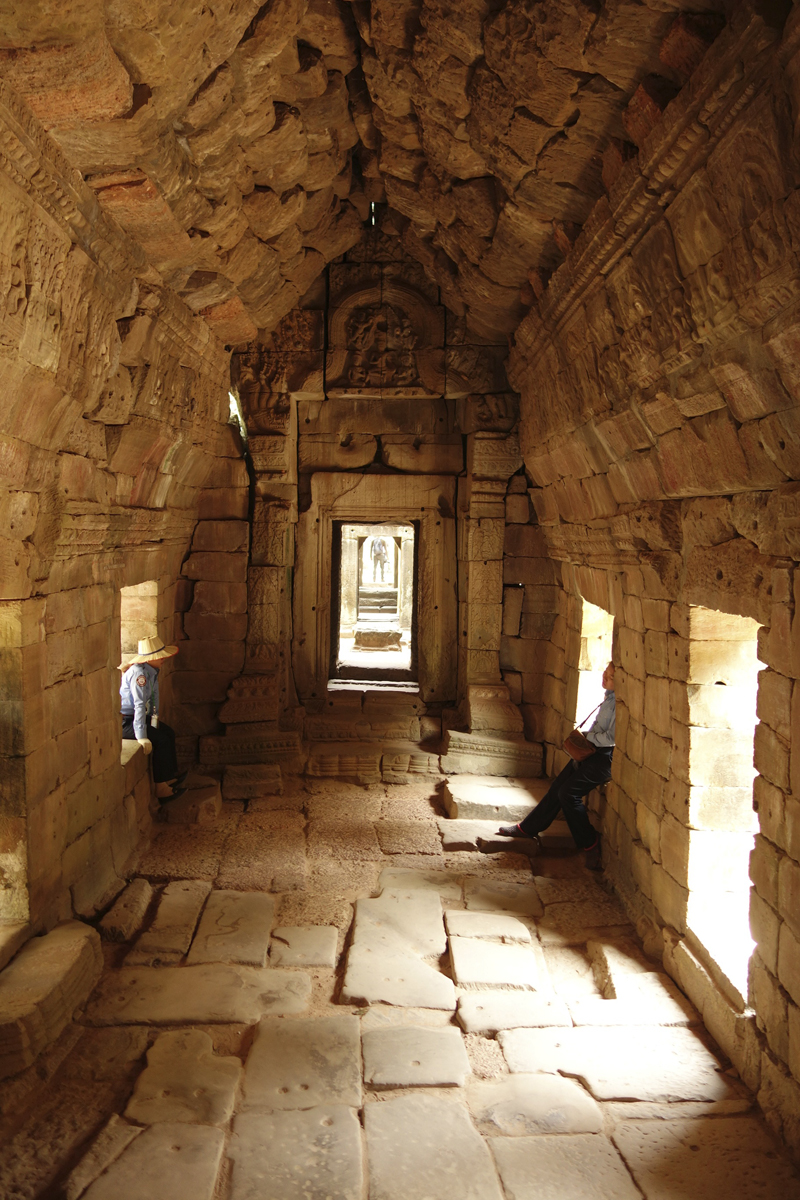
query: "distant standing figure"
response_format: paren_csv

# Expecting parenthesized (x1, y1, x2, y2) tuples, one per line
(499, 661, 616, 870)
(119, 636, 186, 802)
(371, 536, 389, 583)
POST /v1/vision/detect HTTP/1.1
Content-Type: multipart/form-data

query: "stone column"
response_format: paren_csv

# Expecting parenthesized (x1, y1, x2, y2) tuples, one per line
(398, 530, 414, 636)
(339, 532, 358, 636)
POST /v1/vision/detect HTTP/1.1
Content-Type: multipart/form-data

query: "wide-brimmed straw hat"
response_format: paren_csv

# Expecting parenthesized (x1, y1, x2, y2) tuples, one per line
(119, 635, 179, 669)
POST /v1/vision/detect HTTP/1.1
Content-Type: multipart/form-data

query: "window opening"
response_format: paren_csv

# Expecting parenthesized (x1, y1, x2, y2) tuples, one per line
(575, 600, 615, 721)
(331, 521, 417, 681)
(120, 581, 158, 662)
(685, 607, 760, 999)
(369, 202, 376, 227)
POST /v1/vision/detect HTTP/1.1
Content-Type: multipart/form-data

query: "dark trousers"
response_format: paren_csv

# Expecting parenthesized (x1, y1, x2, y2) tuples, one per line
(121, 715, 178, 783)
(518, 749, 613, 849)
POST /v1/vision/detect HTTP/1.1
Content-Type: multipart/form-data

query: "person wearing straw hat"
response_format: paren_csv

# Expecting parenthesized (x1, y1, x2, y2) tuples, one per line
(119, 636, 186, 801)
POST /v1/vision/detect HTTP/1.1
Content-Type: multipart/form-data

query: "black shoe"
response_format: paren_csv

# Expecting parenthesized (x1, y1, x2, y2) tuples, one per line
(585, 835, 602, 871)
(498, 824, 526, 838)
(173, 770, 189, 787)
(159, 787, 187, 805)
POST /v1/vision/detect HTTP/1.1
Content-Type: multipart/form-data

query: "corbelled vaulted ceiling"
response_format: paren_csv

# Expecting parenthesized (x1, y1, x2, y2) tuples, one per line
(0, 0, 726, 346)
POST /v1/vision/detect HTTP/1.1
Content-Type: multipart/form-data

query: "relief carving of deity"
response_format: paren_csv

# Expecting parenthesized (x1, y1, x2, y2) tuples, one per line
(233, 350, 291, 433)
(346, 303, 420, 388)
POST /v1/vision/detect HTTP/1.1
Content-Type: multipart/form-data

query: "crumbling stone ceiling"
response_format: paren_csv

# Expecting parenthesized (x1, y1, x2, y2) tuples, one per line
(0, 0, 727, 345)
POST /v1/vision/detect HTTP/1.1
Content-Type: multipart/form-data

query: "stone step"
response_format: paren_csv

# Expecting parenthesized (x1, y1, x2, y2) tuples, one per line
(443, 776, 550, 821)
(0, 921, 103, 1080)
(440, 731, 544, 777)
(164, 774, 222, 825)
(100, 879, 154, 943)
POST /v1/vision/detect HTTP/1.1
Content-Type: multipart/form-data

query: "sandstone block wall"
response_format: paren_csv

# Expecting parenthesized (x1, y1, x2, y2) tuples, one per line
(504, 6, 800, 1152)
(0, 84, 245, 931)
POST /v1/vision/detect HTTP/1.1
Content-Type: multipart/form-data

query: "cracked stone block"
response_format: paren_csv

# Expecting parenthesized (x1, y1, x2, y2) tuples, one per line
(126, 880, 211, 966)
(124, 1029, 241, 1125)
(243, 1015, 362, 1110)
(362, 1025, 471, 1088)
(449, 937, 543, 990)
(186, 891, 275, 966)
(378, 868, 463, 901)
(467, 1074, 603, 1136)
(341, 924, 456, 1010)
(364, 1092, 504, 1200)
(492, 1133, 641, 1200)
(230, 1107, 363, 1200)
(445, 911, 531, 942)
(100, 879, 153, 942)
(613, 1116, 800, 1200)
(456, 992, 571, 1035)
(498, 1026, 738, 1103)
(0, 921, 103, 1080)
(464, 880, 543, 917)
(64, 1116, 143, 1200)
(354, 889, 446, 958)
(270, 925, 338, 968)
(83, 964, 311, 1026)
(81, 1123, 224, 1200)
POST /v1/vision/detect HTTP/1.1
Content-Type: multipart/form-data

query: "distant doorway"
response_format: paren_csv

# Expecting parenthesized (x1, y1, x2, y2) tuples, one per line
(330, 521, 417, 681)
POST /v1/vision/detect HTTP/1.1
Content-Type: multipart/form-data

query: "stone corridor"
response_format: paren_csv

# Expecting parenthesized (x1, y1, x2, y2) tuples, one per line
(1, 773, 798, 1200)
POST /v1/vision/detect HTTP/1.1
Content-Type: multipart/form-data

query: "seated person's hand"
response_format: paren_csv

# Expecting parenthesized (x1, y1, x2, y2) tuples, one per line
(137, 737, 153, 756)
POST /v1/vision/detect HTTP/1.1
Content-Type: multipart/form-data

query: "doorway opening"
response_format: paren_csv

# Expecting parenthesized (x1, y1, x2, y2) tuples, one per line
(330, 521, 417, 682)
(120, 581, 158, 662)
(685, 606, 760, 1000)
(575, 600, 615, 723)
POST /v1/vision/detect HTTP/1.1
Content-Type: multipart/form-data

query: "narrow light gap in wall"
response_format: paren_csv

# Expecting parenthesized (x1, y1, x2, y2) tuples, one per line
(369, 202, 376, 227)
(228, 390, 247, 442)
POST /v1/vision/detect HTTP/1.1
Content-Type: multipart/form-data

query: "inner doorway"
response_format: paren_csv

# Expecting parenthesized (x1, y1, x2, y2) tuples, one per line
(330, 521, 417, 681)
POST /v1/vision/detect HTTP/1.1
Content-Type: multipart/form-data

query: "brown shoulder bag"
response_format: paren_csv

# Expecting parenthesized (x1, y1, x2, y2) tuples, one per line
(563, 702, 602, 761)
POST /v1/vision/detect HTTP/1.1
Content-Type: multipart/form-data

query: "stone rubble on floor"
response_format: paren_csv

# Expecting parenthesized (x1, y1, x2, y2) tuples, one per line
(4, 774, 800, 1200)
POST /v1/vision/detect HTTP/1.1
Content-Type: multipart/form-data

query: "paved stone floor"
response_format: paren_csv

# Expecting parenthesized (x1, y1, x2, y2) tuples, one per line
(2, 774, 800, 1199)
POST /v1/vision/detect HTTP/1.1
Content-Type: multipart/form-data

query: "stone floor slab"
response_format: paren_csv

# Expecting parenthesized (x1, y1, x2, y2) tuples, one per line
(99, 879, 153, 943)
(230, 1107, 363, 1200)
(439, 820, 542, 853)
(186, 890, 275, 966)
(443, 776, 549, 821)
(83, 964, 311, 1025)
(354, 888, 446, 957)
(445, 910, 531, 942)
(364, 1092, 504, 1200)
(613, 1116, 800, 1199)
(498, 1026, 737, 1102)
(82, 1122, 224, 1200)
(375, 820, 442, 855)
(270, 925, 338, 967)
(456, 991, 571, 1034)
(341, 925, 456, 1010)
(567, 990, 698, 1027)
(124, 1029, 241, 1125)
(126, 879, 211, 966)
(492, 1133, 640, 1200)
(362, 1025, 471, 1087)
(468, 1073, 603, 1136)
(243, 1015, 362, 1109)
(378, 867, 463, 901)
(64, 1115, 142, 1200)
(465, 880, 543, 917)
(450, 936, 543, 990)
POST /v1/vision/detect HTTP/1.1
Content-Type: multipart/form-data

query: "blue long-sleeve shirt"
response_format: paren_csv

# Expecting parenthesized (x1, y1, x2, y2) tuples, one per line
(587, 690, 615, 748)
(120, 662, 159, 740)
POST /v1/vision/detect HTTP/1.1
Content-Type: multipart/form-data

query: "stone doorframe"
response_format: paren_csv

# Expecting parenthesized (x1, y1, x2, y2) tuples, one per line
(292, 473, 457, 703)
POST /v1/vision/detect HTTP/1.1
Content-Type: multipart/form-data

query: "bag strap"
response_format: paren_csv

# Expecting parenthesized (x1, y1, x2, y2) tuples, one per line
(576, 701, 603, 729)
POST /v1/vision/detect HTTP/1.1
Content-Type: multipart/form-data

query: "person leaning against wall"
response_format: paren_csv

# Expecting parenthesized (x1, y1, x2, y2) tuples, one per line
(499, 661, 616, 870)
(119, 636, 187, 802)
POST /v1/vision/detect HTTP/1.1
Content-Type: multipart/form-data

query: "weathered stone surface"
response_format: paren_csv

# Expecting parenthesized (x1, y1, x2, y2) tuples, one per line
(124, 1029, 241, 1125)
(243, 1015, 362, 1110)
(364, 1092, 504, 1200)
(492, 1133, 641, 1200)
(270, 925, 338, 968)
(0, 922, 103, 1080)
(362, 1025, 471, 1087)
(341, 925, 456, 1010)
(450, 936, 543, 990)
(443, 777, 549, 820)
(186, 890, 275, 966)
(84, 965, 311, 1025)
(127, 880, 211, 966)
(468, 1074, 603, 1136)
(64, 1116, 143, 1200)
(613, 1116, 800, 1200)
(354, 888, 446, 958)
(223, 764, 283, 800)
(445, 911, 531, 942)
(456, 991, 571, 1035)
(230, 1107, 364, 1200)
(439, 818, 541, 854)
(465, 880, 544, 917)
(81, 1123, 224, 1200)
(164, 778, 222, 827)
(378, 868, 463, 901)
(498, 1026, 736, 1102)
(100, 879, 153, 942)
